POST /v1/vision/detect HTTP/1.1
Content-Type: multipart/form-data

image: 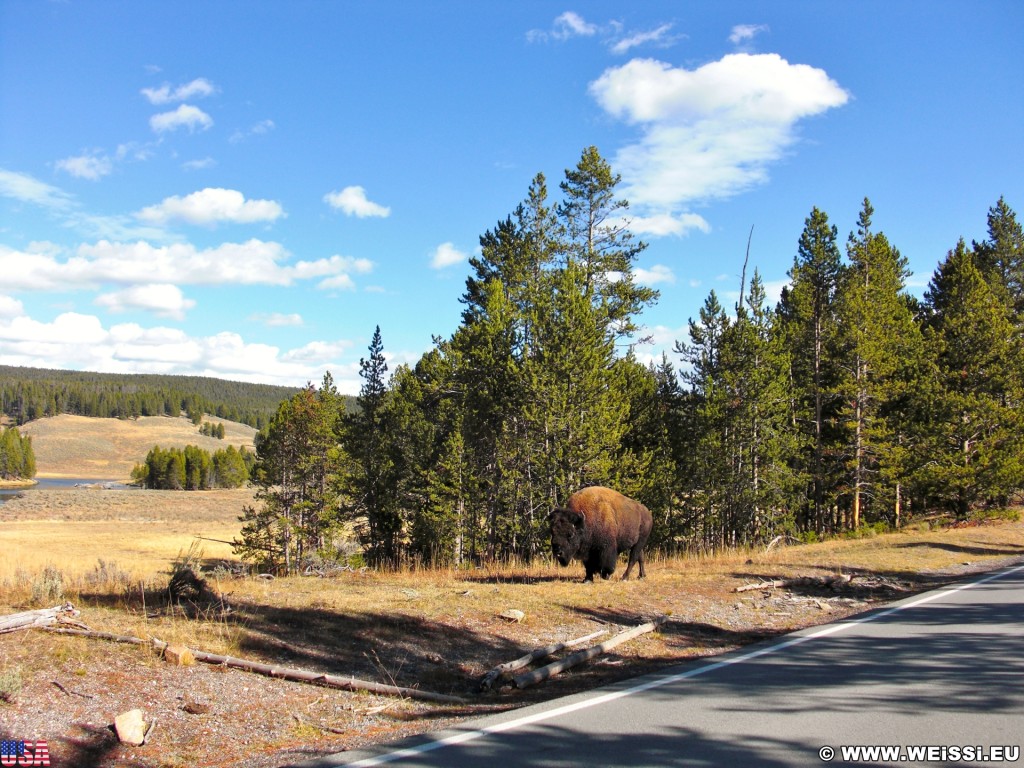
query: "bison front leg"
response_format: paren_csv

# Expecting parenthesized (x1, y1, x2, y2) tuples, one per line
(584, 550, 608, 582)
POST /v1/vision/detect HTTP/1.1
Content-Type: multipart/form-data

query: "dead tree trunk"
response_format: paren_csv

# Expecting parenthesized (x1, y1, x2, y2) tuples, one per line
(43, 627, 466, 705)
(0, 603, 80, 634)
(479, 629, 609, 691)
(513, 617, 668, 689)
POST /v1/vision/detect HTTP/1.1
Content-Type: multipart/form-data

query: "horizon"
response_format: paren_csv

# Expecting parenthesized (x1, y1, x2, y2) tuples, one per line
(2, 2, 1022, 394)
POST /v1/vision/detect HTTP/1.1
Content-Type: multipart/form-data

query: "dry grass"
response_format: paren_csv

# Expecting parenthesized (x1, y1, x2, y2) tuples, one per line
(0, 487, 252, 585)
(19, 413, 257, 480)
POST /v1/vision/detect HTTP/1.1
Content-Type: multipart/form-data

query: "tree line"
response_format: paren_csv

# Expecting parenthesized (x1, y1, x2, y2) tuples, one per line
(0, 426, 36, 481)
(0, 367, 307, 429)
(133, 444, 253, 490)
(236, 146, 1024, 573)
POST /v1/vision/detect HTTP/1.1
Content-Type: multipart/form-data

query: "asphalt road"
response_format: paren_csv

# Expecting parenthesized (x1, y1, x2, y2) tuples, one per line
(291, 561, 1024, 768)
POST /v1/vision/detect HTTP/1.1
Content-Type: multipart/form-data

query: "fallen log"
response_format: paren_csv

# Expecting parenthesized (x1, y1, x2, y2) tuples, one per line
(734, 574, 853, 593)
(479, 628, 609, 691)
(513, 616, 668, 690)
(43, 627, 466, 705)
(0, 603, 80, 634)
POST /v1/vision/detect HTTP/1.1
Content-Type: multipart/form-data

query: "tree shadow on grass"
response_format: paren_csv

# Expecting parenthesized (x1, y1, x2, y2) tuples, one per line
(895, 541, 1024, 557)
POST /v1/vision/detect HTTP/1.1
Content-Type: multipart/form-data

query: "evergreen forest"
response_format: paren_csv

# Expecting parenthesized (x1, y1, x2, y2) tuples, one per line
(0, 367, 305, 429)
(0, 425, 36, 481)
(133, 444, 254, 490)
(236, 147, 1024, 573)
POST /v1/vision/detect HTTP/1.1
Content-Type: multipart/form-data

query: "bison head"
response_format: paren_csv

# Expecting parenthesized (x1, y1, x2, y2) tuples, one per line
(548, 508, 586, 567)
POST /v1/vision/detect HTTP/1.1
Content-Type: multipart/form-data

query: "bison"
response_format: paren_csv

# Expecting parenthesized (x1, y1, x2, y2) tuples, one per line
(547, 486, 653, 582)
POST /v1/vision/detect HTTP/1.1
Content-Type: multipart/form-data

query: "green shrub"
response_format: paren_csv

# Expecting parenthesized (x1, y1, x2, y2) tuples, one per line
(31, 566, 64, 605)
(0, 666, 22, 704)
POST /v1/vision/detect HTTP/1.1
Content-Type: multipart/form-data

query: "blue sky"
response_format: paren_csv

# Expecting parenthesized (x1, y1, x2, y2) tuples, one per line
(1, 1, 1022, 394)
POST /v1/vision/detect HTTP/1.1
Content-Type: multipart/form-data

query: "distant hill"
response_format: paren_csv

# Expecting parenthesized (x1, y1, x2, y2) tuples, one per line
(21, 413, 259, 480)
(0, 365, 304, 429)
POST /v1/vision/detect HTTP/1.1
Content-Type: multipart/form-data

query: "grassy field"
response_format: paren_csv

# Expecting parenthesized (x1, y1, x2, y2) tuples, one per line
(0, 487, 250, 584)
(19, 413, 257, 480)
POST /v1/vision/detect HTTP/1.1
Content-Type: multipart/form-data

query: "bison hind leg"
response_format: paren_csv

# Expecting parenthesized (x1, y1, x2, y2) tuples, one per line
(622, 545, 647, 580)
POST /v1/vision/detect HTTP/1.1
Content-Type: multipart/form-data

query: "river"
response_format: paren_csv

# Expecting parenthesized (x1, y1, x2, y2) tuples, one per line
(0, 477, 137, 505)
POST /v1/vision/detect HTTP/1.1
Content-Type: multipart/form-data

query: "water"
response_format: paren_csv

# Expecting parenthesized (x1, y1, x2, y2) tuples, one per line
(0, 477, 135, 505)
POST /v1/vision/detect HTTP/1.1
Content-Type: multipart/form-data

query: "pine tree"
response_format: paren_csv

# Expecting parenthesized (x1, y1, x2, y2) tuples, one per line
(973, 196, 1024, 318)
(558, 145, 657, 342)
(238, 376, 342, 573)
(837, 199, 923, 528)
(342, 327, 402, 565)
(777, 207, 846, 533)
(919, 240, 1024, 516)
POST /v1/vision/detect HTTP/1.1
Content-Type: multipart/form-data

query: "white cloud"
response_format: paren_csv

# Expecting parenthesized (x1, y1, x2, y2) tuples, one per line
(95, 283, 196, 320)
(323, 186, 391, 218)
(0, 312, 108, 346)
(610, 23, 676, 55)
(182, 157, 216, 171)
(0, 168, 73, 209)
(136, 188, 285, 226)
(634, 264, 675, 285)
(628, 212, 710, 237)
(554, 11, 596, 38)
(150, 104, 213, 133)
(0, 310, 364, 389)
(230, 119, 275, 144)
(115, 141, 157, 163)
(56, 152, 113, 181)
(0, 240, 373, 292)
(251, 312, 304, 327)
(141, 78, 217, 105)
(0, 295, 24, 318)
(430, 242, 467, 269)
(528, 11, 597, 43)
(283, 339, 353, 364)
(730, 24, 769, 45)
(590, 53, 849, 223)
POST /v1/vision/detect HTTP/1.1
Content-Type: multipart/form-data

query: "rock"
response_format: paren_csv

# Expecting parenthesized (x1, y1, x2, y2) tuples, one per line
(164, 644, 195, 666)
(182, 699, 210, 715)
(114, 709, 148, 745)
(498, 609, 525, 623)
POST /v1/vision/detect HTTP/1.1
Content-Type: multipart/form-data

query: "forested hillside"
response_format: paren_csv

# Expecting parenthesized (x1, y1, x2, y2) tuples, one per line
(0, 367, 305, 429)
(230, 149, 1024, 572)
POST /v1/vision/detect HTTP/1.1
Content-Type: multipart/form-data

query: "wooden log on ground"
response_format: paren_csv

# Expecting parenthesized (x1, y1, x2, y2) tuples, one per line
(479, 628, 609, 691)
(513, 616, 668, 690)
(42, 627, 466, 705)
(0, 603, 79, 634)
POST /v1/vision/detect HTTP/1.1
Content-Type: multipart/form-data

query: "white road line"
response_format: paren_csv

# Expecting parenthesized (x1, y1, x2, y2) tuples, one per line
(345, 561, 1024, 767)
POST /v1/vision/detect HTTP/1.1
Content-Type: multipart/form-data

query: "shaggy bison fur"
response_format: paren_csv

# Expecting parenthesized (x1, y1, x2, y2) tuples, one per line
(547, 486, 653, 582)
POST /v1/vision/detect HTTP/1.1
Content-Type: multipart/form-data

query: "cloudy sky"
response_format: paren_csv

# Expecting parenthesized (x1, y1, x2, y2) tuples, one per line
(1, 2, 1022, 393)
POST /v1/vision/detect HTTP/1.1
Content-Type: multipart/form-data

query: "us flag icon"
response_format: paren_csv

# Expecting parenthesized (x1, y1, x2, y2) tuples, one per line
(0, 740, 50, 766)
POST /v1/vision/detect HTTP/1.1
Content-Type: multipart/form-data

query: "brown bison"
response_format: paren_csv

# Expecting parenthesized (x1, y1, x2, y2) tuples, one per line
(547, 486, 653, 582)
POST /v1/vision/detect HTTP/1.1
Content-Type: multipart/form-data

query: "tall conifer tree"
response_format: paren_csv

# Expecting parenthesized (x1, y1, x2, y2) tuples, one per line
(777, 207, 846, 533)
